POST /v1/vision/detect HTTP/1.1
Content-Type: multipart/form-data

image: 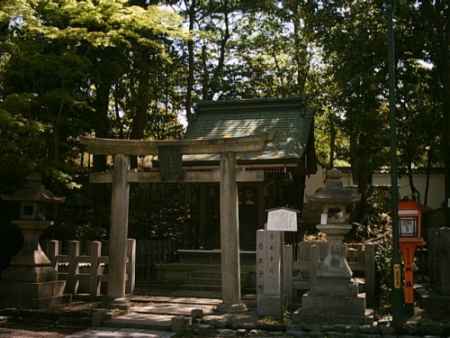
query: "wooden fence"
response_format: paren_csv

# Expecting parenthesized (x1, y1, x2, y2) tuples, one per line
(293, 241, 376, 307)
(43, 239, 136, 297)
(135, 239, 177, 281)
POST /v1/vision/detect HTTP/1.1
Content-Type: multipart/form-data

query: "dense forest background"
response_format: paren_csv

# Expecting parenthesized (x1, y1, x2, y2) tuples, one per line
(0, 0, 448, 247)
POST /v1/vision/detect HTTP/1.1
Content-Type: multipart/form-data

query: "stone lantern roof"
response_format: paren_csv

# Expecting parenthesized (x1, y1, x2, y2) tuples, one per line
(308, 168, 360, 206)
(1, 173, 65, 204)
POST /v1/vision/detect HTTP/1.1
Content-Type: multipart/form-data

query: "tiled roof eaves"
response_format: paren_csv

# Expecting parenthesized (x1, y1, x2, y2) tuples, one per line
(194, 96, 308, 115)
(183, 97, 314, 163)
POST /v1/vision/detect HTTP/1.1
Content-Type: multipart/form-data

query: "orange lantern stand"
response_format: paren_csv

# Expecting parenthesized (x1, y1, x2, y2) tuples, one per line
(398, 200, 425, 307)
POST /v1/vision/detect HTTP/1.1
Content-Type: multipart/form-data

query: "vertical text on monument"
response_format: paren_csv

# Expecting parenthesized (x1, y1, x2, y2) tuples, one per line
(256, 229, 282, 317)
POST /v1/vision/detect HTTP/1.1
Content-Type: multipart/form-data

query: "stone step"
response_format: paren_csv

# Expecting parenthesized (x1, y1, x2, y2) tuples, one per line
(104, 313, 173, 331)
(181, 283, 223, 292)
(135, 283, 183, 292)
(130, 303, 216, 316)
(181, 284, 256, 295)
(189, 277, 222, 285)
(134, 288, 222, 299)
(134, 280, 255, 299)
(190, 271, 222, 279)
(190, 271, 254, 280)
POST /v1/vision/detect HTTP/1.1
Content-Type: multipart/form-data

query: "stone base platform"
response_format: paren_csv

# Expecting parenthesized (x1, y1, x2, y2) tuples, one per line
(0, 280, 66, 309)
(256, 294, 282, 318)
(294, 292, 367, 325)
(293, 271, 368, 325)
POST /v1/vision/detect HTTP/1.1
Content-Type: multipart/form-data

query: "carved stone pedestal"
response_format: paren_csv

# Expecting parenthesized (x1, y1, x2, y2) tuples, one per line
(0, 220, 65, 309)
(294, 224, 366, 324)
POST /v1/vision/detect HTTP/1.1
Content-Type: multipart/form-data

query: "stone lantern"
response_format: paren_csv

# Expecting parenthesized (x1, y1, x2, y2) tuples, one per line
(294, 168, 366, 324)
(0, 173, 66, 308)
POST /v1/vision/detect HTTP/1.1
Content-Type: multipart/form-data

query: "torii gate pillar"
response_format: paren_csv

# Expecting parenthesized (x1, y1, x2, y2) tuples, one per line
(109, 153, 130, 301)
(220, 152, 245, 311)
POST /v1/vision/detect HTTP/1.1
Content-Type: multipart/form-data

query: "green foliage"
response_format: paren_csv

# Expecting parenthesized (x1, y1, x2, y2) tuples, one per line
(0, 0, 187, 240)
(0, 107, 49, 191)
(0, 0, 448, 260)
(129, 184, 191, 240)
(350, 187, 393, 309)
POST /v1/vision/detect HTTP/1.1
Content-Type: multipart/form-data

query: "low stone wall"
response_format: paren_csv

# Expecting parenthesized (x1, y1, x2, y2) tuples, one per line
(43, 239, 136, 298)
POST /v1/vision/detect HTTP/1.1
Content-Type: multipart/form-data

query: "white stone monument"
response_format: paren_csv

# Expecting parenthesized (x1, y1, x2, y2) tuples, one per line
(256, 208, 297, 318)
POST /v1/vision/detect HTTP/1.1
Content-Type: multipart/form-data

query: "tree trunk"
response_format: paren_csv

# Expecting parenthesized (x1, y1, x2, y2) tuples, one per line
(350, 130, 359, 185)
(442, 3, 450, 219)
(424, 147, 433, 207)
(292, 159, 307, 244)
(350, 132, 371, 223)
(93, 79, 112, 171)
(201, 44, 209, 100)
(207, 0, 230, 99)
(407, 162, 420, 201)
(113, 83, 124, 139)
(53, 98, 64, 165)
(130, 52, 151, 169)
(185, 0, 196, 124)
(328, 117, 336, 169)
(292, 4, 308, 96)
(92, 78, 112, 230)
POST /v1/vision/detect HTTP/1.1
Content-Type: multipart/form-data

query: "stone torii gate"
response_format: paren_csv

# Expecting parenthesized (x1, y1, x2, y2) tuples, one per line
(80, 135, 268, 310)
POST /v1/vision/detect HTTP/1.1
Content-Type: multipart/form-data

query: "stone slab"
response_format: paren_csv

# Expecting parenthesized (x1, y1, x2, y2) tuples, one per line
(105, 313, 174, 330)
(130, 296, 222, 305)
(133, 289, 223, 299)
(131, 303, 216, 316)
(66, 328, 175, 338)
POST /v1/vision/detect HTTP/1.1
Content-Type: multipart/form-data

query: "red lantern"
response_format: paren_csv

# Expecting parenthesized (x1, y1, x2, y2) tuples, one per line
(398, 200, 425, 305)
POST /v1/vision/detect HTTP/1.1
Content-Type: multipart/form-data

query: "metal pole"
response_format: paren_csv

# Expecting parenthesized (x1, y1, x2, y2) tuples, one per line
(444, 4, 450, 227)
(387, 0, 404, 325)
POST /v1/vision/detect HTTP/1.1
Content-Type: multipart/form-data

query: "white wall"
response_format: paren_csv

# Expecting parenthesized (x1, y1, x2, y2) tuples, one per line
(305, 166, 445, 209)
(372, 172, 445, 209)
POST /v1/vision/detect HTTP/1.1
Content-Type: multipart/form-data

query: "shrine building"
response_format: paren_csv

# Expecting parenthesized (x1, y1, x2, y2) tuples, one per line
(178, 97, 317, 251)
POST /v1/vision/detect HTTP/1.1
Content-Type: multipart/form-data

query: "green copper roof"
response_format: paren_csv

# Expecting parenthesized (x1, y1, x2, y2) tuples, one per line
(184, 97, 314, 163)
